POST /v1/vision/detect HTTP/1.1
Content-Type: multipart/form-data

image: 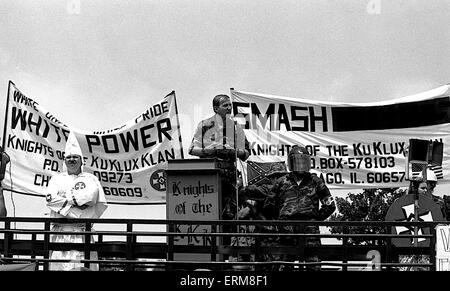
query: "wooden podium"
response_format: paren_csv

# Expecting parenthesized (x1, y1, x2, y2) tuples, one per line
(165, 158, 226, 262)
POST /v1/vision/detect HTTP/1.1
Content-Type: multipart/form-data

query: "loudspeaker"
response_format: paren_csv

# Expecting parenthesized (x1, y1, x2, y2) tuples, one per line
(408, 139, 429, 163)
(431, 141, 444, 166)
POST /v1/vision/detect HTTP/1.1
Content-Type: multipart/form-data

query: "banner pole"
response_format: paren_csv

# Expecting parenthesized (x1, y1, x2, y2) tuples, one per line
(413, 185, 419, 247)
(230, 87, 241, 261)
(230, 88, 239, 219)
(168, 90, 185, 159)
(234, 121, 239, 220)
(2, 81, 14, 151)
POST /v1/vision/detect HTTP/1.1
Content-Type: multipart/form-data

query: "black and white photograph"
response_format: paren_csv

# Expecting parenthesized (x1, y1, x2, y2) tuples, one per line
(0, 0, 450, 284)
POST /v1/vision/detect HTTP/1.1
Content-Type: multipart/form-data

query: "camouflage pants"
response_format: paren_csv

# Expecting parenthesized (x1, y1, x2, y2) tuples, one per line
(228, 224, 257, 271)
(259, 224, 321, 271)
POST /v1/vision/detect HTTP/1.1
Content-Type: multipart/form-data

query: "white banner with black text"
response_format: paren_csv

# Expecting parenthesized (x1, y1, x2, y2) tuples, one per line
(231, 84, 450, 195)
(2, 81, 183, 204)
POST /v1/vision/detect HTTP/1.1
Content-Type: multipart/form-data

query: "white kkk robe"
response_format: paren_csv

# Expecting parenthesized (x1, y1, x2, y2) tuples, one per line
(46, 172, 108, 271)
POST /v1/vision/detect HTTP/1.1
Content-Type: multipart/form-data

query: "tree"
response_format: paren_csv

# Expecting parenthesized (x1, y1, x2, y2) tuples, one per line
(329, 188, 406, 245)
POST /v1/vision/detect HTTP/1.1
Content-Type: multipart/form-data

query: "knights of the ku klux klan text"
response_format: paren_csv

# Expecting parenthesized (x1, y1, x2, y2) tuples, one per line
(3, 82, 183, 204)
(231, 88, 450, 191)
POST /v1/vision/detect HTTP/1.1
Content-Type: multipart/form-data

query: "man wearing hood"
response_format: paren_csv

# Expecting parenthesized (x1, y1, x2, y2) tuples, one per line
(46, 131, 108, 271)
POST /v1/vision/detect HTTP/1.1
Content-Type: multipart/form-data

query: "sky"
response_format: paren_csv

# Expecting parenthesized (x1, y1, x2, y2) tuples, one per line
(1, 0, 450, 221)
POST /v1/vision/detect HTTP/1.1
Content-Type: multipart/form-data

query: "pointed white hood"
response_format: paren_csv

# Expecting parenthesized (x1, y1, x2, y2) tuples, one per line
(62, 131, 83, 173)
(65, 131, 83, 158)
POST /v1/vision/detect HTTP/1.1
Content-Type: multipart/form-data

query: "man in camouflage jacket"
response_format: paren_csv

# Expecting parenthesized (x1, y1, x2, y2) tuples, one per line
(243, 145, 336, 270)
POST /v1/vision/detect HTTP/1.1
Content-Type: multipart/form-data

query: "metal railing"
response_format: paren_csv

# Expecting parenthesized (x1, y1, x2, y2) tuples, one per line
(0, 217, 442, 271)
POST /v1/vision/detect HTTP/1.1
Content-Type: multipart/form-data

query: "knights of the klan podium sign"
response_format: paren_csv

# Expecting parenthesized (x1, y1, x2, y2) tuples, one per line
(165, 159, 223, 262)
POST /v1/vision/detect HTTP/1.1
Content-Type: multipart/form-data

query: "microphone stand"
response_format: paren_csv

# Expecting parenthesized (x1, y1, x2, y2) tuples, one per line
(233, 120, 240, 252)
(413, 183, 419, 247)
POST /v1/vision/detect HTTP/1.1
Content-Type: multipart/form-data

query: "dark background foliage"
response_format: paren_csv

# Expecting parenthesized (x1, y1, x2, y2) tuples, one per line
(328, 188, 406, 245)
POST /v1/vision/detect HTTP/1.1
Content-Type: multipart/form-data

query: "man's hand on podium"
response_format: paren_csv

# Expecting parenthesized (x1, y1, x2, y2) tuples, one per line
(201, 147, 247, 161)
(201, 148, 218, 157)
(216, 149, 236, 160)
